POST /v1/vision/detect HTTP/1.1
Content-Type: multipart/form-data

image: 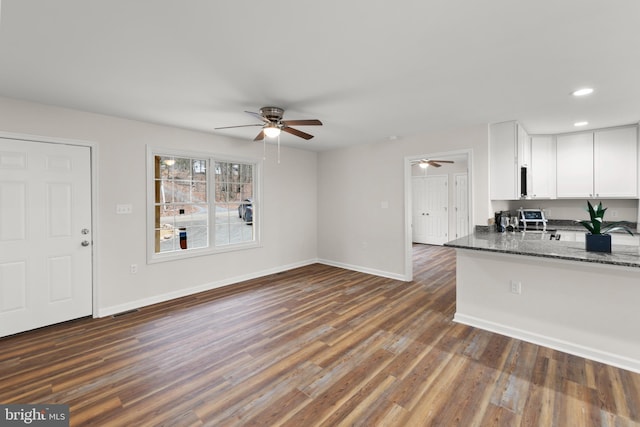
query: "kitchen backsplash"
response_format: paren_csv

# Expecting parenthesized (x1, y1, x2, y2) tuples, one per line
(492, 199, 639, 223)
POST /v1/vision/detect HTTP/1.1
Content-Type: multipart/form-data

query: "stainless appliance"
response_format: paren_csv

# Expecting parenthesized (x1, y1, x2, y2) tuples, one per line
(518, 208, 547, 231)
(520, 166, 528, 198)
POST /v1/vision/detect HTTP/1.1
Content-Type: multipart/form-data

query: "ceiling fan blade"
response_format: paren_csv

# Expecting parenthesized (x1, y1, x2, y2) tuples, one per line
(214, 123, 263, 130)
(244, 111, 271, 124)
(281, 119, 323, 126)
(282, 127, 314, 140)
(254, 130, 265, 141)
(428, 160, 454, 164)
(427, 161, 442, 167)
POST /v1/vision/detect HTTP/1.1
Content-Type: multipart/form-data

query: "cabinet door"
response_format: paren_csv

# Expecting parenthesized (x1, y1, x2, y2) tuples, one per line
(490, 121, 518, 200)
(530, 135, 556, 198)
(594, 127, 638, 198)
(556, 132, 594, 198)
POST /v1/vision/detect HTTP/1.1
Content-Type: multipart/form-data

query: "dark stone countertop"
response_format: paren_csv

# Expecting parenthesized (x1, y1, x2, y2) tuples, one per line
(444, 229, 640, 269)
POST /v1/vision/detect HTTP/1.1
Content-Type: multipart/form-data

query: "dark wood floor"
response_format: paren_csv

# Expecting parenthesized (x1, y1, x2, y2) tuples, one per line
(1, 244, 640, 426)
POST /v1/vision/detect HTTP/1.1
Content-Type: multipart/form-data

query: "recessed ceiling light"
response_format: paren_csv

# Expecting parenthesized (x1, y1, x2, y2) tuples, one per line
(572, 88, 594, 97)
(574, 121, 589, 127)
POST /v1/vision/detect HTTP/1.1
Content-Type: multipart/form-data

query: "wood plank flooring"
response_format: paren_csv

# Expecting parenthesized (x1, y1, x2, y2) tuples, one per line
(1, 244, 640, 426)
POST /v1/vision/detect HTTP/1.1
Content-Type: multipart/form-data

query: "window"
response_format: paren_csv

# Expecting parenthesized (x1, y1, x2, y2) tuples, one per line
(214, 161, 255, 246)
(148, 148, 259, 262)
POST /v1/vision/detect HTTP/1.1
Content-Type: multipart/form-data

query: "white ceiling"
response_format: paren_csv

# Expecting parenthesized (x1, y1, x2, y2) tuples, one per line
(0, 1, 639, 151)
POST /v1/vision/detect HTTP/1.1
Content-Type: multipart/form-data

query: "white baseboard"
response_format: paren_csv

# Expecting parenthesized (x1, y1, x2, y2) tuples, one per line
(316, 258, 407, 281)
(97, 259, 317, 317)
(454, 313, 640, 374)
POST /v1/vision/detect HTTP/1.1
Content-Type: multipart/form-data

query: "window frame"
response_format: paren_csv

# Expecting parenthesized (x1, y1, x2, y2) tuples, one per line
(146, 146, 261, 264)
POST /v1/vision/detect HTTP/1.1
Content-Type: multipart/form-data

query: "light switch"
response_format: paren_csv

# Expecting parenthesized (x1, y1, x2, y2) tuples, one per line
(116, 204, 133, 214)
(381, 201, 389, 209)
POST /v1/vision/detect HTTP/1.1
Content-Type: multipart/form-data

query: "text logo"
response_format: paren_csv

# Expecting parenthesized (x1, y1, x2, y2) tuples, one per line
(1, 405, 69, 426)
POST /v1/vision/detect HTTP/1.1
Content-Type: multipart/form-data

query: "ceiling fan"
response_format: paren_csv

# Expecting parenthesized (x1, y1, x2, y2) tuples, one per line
(215, 107, 322, 141)
(412, 159, 455, 168)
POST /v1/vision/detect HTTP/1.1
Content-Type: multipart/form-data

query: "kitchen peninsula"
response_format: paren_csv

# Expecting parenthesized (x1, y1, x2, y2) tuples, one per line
(445, 228, 640, 373)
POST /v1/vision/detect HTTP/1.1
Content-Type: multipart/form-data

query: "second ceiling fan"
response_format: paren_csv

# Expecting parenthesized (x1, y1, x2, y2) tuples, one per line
(215, 107, 323, 141)
(413, 159, 455, 168)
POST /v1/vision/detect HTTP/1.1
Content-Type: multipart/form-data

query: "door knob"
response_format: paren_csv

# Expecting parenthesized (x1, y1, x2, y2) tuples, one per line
(81, 240, 90, 247)
(81, 228, 90, 235)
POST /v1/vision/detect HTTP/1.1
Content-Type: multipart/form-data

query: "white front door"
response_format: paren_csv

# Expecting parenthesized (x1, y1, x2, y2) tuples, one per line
(412, 175, 448, 245)
(0, 138, 92, 337)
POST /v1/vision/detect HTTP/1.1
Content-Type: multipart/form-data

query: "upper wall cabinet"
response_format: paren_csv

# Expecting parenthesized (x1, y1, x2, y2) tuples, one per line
(594, 126, 638, 198)
(529, 135, 556, 199)
(556, 126, 638, 198)
(490, 121, 528, 200)
(556, 132, 594, 198)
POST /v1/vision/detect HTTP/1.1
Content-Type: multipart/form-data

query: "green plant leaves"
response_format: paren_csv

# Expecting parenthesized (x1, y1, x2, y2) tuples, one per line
(578, 201, 634, 236)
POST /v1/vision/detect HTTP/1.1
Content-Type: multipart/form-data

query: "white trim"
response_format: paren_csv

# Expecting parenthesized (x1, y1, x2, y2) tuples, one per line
(98, 258, 317, 317)
(452, 172, 470, 239)
(454, 313, 640, 374)
(404, 149, 473, 281)
(316, 258, 407, 281)
(0, 130, 100, 319)
(99, 256, 406, 317)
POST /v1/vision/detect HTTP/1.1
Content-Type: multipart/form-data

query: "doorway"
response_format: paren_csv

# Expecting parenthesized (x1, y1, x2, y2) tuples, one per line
(404, 150, 472, 281)
(412, 174, 449, 245)
(0, 136, 94, 337)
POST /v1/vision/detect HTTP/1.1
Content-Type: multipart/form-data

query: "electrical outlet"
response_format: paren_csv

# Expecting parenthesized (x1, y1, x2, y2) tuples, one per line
(130, 264, 138, 274)
(510, 280, 522, 294)
(611, 210, 618, 218)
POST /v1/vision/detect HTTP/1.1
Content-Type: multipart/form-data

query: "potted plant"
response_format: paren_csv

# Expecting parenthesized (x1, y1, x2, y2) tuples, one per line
(577, 201, 634, 252)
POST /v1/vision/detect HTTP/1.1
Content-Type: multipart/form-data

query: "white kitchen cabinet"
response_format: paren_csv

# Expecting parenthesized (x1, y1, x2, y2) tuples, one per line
(529, 135, 556, 198)
(556, 126, 638, 198)
(594, 126, 638, 198)
(556, 132, 594, 197)
(490, 121, 528, 200)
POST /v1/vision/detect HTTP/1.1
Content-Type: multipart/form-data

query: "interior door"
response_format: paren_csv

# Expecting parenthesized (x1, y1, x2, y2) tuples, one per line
(0, 138, 92, 337)
(454, 173, 469, 238)
(412, 175, 448, 245)
(412, 177, 428, 243)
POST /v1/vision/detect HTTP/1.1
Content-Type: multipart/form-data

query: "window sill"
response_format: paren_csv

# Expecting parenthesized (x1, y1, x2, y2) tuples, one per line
(147, 241, 262, 264)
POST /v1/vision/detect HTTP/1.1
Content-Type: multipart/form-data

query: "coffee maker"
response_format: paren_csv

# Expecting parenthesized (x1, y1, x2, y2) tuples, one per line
(494, 211, 509, 232)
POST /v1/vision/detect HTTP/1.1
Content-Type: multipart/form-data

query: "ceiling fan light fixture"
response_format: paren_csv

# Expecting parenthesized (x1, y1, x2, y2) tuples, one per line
(419, 161, 429, 169)
(263, 125, 281, 138)
(572, 88, 594, 97)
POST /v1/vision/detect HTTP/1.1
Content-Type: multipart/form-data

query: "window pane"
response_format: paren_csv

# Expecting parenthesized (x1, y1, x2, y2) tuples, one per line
(154, 155, 208, 254)
(192, 182, 207, 203)
(213, 160, 254, 247)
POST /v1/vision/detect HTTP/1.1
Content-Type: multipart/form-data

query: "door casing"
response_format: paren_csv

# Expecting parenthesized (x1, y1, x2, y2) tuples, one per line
(404, 149, 473, 281)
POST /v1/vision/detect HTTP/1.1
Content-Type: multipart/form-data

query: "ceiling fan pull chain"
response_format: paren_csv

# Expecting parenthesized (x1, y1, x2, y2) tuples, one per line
(277, 133, 281, 164)
(263, 137, 266, 160)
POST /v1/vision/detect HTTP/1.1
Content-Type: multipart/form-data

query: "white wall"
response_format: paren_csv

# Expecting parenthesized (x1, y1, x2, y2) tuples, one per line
(317, 124, 489, 278)
(0, 97, 318, 315)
